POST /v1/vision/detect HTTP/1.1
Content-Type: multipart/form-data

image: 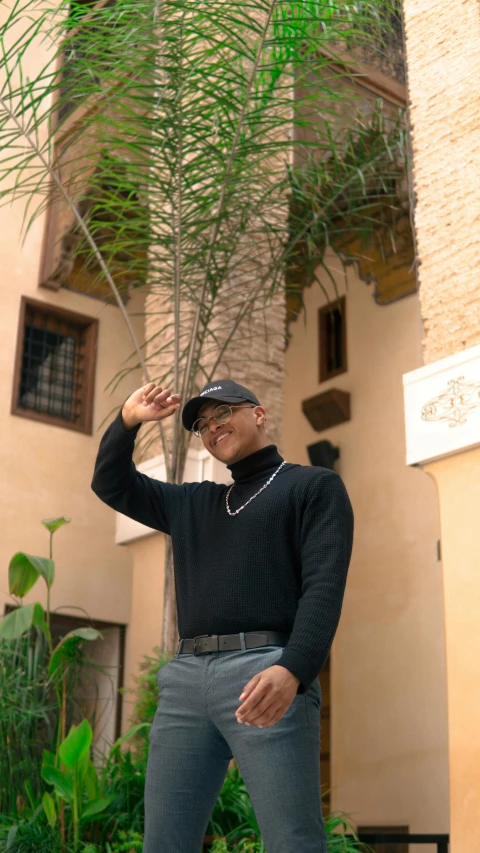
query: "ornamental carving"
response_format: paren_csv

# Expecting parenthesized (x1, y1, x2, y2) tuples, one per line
(421, 376, 480, 428)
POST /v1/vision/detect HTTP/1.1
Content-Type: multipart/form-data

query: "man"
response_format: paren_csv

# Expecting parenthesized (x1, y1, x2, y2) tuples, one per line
(91, 378, 354, 853)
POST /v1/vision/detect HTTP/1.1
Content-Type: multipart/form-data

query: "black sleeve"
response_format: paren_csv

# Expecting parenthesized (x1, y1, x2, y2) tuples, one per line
(91, 407, 187, 535)
(276, 469, 354, 693)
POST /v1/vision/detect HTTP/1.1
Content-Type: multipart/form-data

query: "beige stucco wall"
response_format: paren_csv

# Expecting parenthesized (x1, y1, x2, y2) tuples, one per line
(122, 533, 166, 728)
(402, 0, 480, 364)
(423, 447, 480, 853)
(0, 195, 145, 629)
(282, 251, 449, 840)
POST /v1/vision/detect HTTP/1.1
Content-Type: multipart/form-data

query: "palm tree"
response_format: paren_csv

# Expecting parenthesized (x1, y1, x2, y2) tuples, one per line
(0, 0, 406, 652)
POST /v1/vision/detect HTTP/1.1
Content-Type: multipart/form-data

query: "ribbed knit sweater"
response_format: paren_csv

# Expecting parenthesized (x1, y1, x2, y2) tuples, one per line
(91, 407, 354, 693)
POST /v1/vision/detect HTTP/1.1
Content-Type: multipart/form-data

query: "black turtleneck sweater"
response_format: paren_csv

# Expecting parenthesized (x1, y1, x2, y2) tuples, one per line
(91, 408, 354, 693)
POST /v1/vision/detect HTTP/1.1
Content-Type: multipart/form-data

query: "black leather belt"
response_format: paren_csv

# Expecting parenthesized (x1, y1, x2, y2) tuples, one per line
(178, 630, 290, 655)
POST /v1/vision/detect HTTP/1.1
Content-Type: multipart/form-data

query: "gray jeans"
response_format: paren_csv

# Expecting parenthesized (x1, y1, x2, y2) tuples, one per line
(144, 634, 326, 853)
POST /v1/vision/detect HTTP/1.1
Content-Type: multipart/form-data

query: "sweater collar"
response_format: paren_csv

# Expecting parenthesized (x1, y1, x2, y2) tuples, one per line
(227, 443, 284, 484)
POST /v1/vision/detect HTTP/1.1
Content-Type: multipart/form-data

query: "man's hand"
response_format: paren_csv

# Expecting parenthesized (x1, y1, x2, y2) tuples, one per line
(235, 665, 301, 728)
(122, 382, 182, 430)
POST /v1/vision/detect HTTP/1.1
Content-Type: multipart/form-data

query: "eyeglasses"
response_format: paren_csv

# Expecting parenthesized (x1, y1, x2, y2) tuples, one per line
(192, 404, 256, 437)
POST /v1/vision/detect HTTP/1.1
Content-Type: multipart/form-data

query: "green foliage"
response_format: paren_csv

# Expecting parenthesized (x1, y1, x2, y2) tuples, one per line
(42, 791, 57, 829)
(0, 817, 63, 853)
(208, 762, 262, 847)
(41, 517, 72, 534)
(107, 829, 144, 852)
(8, 553, 52, 597)
(0, 633, 56, 816)
(287, 102, 408, 313)
(210, 841, 261, 853)
(97, 744, 146, 841)
(49, 630, 102, 679)
(41, 712, 114, 848)
(0, 518, 114, 852)
(42, 764, 74, 801)
(83, 655, 171, 845)
(0, 604, 36, 641)
(125, 647, 173, 732)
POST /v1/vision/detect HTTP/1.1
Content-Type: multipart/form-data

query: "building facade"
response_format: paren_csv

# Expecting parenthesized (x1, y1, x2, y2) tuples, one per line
(3, 2, 480, 849)
(401, 2, 480, 851)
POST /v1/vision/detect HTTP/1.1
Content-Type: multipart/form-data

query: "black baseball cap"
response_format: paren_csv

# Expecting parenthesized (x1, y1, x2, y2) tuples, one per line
(182, 379, 261, 431)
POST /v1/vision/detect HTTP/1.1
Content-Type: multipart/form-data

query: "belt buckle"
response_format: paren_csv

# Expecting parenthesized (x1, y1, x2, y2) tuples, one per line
(193, 634, 219, 655)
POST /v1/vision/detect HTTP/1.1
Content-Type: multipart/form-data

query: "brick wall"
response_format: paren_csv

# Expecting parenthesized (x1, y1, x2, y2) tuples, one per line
(403, 0, 480, 363)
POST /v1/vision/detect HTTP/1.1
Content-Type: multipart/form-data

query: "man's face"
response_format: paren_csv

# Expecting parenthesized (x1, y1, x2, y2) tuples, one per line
(197, 398, 267, 464)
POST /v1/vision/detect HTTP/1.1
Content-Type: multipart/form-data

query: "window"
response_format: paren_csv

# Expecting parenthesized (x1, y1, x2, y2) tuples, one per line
(11, 297, 98, 433)
(318, 296, 347, 383)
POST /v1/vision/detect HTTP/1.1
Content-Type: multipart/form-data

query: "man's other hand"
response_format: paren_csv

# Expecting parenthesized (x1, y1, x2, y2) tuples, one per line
(235, 664, 301, 728)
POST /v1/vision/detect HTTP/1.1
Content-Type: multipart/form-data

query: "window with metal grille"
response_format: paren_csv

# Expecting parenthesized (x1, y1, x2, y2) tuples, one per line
(12, 297, 98, 433)
(318, 296, 347, 383)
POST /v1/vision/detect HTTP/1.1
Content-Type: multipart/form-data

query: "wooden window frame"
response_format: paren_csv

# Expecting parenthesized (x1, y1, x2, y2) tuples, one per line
(318, 296, 347, 384)
(11, 295, 98, 435)
(317, 46, 406, 108)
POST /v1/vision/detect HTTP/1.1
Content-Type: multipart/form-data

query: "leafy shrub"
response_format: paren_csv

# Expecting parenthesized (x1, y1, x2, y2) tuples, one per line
(0, 818, 62, 853)
(107, 829, 144, 852)
(0, 633, 56, 816)
(124, 647, 172, 732)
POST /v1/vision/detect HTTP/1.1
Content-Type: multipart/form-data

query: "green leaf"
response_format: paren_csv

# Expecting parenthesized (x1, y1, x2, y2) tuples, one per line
(76, 743, 90, 781)
(79, 796, 112, 821)
(49, 627, 101, 677)
(34, 557, 55, 588)
(41, 765, 74, 802)
(32, 602, 49, 642)
(0, 603, 35, 639)
(24, 779, 36, 811)
(6, 824, 18, 850)
(109, 722, 150, 756)
(42, 749, 56, 768)
(42, 791, 57, 828)
(8, 552, 54, 593)
(59, 719, 93, 768)
(8, 553, 39, 596)
(84, 759, 99, 800)
(41, 516, 71, 534)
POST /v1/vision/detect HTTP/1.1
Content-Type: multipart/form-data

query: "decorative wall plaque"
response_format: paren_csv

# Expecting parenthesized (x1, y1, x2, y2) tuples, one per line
(403, 344, 480, 466)
(421, 376, 480, 428)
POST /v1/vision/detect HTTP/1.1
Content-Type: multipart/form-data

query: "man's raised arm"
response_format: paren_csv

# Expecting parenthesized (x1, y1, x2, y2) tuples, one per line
(91, 383, 182, 535)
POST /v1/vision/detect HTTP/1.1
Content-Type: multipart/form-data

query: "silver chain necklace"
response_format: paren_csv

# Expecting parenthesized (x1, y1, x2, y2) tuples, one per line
(225, 460, 287, 516)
